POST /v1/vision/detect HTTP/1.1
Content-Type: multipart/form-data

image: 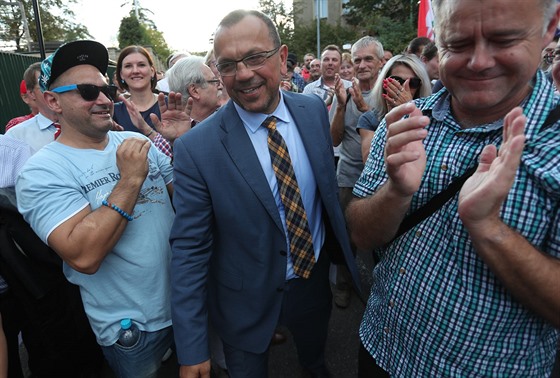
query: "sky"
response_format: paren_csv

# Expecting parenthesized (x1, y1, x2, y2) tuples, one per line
(76, 0, 264, 53)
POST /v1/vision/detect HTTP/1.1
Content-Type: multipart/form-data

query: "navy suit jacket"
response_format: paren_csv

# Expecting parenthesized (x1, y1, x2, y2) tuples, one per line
(170, 91, 360, 366)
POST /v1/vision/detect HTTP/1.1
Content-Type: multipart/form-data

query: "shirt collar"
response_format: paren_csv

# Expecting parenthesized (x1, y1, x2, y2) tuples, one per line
(36, 112, 57, 131)
(425, 71, 550, 134)
(234, 90, 290, 134)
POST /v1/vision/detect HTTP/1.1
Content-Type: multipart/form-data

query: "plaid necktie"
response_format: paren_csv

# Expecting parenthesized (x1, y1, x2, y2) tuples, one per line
(262, 116, 315, 278)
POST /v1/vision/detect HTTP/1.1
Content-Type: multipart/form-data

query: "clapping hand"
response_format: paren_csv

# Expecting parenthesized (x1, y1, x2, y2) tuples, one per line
(458, 107, 526, 228)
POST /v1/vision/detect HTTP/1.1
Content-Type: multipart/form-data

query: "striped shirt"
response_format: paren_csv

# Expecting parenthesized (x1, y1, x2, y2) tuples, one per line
(354, 70, 560, 377)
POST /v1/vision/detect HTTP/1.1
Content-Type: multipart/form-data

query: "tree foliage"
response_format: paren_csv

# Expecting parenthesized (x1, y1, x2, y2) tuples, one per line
(290, 20, 361, 59)
(343, 0, 418, 53)
(118, 14, 147, 48)
(117, 9, 171, 62)
(0, 0, 91, 51)
(258, 0, 294, 46)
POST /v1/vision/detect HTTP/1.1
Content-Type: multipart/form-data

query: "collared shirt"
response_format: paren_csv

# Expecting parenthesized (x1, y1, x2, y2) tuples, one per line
(5, 113, 34, 132)
(354, 70, 560, 377)
(0, 135, 32, 189)
(234, 91, 325, 280)
(5, 113, 57, 154)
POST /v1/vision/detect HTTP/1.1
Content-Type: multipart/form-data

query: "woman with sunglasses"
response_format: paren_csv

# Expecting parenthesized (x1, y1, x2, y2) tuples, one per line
(357, 54, 431, 162)
(113, 46, 173, 157)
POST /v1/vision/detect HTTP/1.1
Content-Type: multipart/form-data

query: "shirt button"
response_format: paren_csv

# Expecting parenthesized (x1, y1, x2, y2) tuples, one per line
(389, 300, 394, 308)
(415, 230, 422, 238)
(441, 164, 448, 171)
(399, 268, 406, 275)
(384, 327, 390, 334)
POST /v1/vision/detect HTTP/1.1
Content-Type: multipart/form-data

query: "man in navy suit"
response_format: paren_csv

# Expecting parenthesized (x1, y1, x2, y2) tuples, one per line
(170, 9, 360, 378)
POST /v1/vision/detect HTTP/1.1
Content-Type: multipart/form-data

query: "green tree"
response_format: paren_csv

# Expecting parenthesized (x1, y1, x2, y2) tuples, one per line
(117, 14, 148, 48)
(144, 27, 171, 61)
(343, 0, 417, 53)
(290, 19, 361, 60)
(258, 0, 294, 47)
(117, 11, 171, 61)
(0, 0, 91, 51)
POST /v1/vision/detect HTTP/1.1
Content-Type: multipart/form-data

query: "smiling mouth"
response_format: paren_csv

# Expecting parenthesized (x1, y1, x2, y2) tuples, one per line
(238, 83, 262, 95)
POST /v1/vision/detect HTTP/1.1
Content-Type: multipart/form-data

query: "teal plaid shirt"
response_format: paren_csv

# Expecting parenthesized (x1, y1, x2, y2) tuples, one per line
(354, 70, 560, 377)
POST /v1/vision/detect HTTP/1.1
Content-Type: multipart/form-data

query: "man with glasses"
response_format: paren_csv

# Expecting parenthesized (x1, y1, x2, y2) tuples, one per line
(166, 55, 223, 126)
(170, 9, 360, 378)
(16, 40, 176, 378)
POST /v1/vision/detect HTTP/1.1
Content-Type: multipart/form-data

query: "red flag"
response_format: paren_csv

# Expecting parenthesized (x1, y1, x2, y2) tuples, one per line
(418, 0, 435, 40)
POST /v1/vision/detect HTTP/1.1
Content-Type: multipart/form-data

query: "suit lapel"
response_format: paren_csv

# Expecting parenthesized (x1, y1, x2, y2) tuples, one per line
(219, 103, 285, 233)
(283, 93, 336, 205)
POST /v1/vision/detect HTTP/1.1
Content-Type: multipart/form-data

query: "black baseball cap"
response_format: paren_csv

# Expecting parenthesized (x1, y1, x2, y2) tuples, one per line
(39, 40, 108, 92)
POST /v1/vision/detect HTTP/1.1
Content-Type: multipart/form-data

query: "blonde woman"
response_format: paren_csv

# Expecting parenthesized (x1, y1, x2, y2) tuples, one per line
(357, 54, 432, 162)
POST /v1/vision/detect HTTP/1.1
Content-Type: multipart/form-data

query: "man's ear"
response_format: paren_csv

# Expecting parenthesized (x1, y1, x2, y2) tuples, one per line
(43, 91, 63, 115)
(279, 45, 289, 77)
(187, 84, 200, 100)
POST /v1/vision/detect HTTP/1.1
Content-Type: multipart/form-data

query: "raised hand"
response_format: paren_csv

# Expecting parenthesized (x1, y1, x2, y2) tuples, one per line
(383, 77, 413, 111)
(333, 73, 348, 105)
(384, 103, 429, 197)
(151, 92, 193, 143)
(458, 107, 526, 226)
(119, 95, 153, 136)
(116, 138, 151, 184)
(348, 77, 370, 112)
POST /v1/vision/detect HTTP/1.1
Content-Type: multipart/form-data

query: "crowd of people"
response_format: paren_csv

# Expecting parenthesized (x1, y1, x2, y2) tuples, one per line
(1, 0, 559, 377)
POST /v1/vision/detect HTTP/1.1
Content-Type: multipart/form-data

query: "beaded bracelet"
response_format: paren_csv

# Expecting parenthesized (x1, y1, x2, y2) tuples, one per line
(102, 200, 133, 221)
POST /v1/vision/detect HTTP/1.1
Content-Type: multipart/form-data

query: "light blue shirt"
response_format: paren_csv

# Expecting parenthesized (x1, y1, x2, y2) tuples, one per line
(5, 113, 58, 154)
(234, 92, 325, 280)
(17, 131, 174, 345)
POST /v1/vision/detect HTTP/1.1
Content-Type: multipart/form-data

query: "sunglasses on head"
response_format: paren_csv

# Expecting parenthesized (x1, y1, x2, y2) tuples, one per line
(51, 84, 119, 102)
(389, 75, 422, 90)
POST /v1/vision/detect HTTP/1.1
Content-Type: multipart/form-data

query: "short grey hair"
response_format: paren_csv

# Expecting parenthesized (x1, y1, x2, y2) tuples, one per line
(167, 56, 208, 103)
(351, 36, 384, 60)
(432, 0, 557, 36)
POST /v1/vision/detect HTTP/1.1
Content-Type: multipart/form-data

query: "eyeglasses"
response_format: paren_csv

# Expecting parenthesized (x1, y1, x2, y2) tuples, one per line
(216, 46, 280, 77)
(205, 78, 221, 86)
(51, 84, 119, 102)
(389, 76, 422, 90)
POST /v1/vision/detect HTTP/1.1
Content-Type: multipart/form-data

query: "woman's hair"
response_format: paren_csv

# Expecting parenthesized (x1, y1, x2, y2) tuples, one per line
(341, 52, 352, 65)
(116, 45, 157, 92)
(371, 54, 432, 117)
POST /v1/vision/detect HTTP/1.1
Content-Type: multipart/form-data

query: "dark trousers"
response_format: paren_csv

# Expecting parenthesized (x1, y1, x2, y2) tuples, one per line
(223, 251, 332, 378)
(0, 290, 24, 378)
(358, 343, 390, 378)
(0, 281, 104, 377)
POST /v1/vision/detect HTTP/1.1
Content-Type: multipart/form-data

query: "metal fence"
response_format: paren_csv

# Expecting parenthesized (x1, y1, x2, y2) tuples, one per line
(0, 51, 41, 134)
